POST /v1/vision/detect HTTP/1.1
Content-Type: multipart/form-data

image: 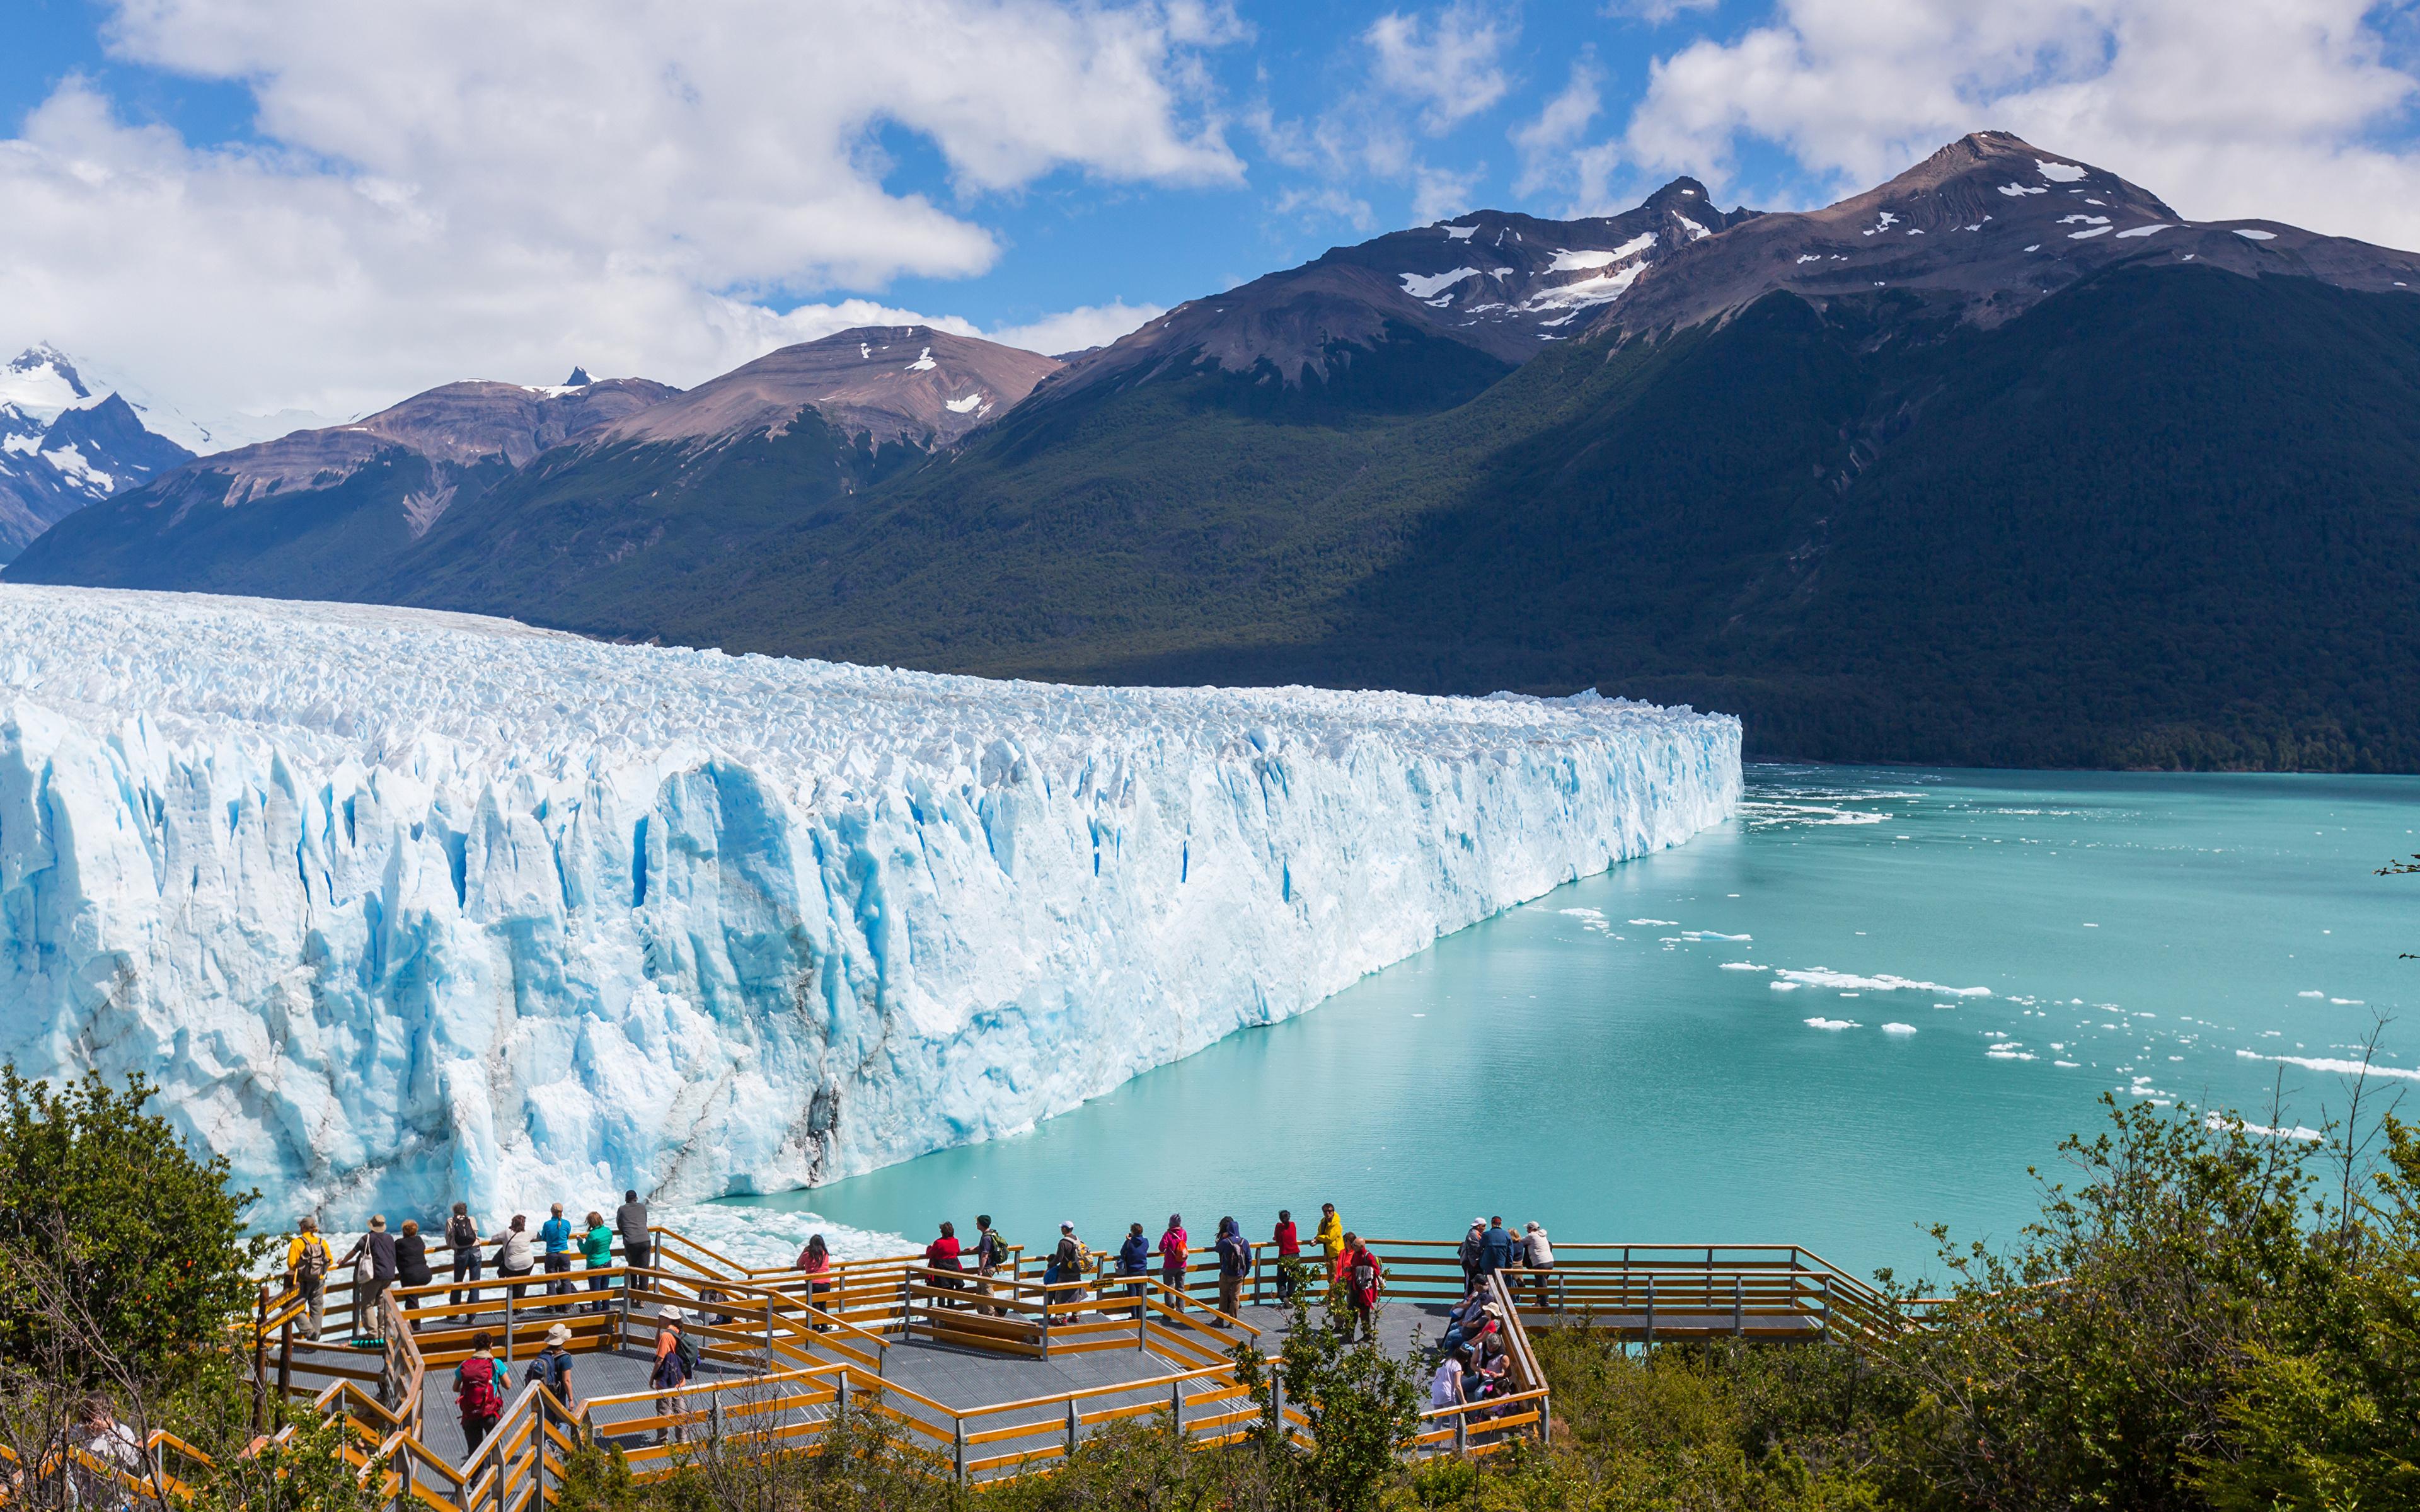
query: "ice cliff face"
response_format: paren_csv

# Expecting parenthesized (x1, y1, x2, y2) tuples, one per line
(0, 585, 1740, 1225)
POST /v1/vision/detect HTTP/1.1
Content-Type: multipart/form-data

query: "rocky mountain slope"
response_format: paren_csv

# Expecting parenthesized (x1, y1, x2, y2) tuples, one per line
(0, 348, 196, 559)
(7, 373, 674, 592)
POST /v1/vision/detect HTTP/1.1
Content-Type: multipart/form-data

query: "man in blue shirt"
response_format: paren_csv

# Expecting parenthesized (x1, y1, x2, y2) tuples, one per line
(540, 1203, 576, 1307)
(1478, 1216, 1517, 1277)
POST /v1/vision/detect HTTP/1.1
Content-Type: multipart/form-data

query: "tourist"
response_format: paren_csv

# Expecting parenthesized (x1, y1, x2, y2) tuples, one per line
(1156, 1213, 1189, 1301)
(581, 1211, 614, 1311)
(798, 1234, 832, 1326)
(342, 1216, 398, 1336)
(539, 1203, 576, 1307)
(523, 1322, 576, 1411)
(492, 1214, 535, 1307)
(76, 1393, 146, 1507)
(1214, 1217, 1250, 1317)
(972, 1215, 1008, 1314)
(455, 1331, 505, 1452)
(1314, 1203, 1344, 1268)
(1429, 1350, 1467, 1411)
(1478, 1216, 1516, 1277)
(1045, 1222, 1085, 1293)
(616, 1189, 652, 1283)
(1271, 1210, 1300, 1302)
(1335, 1233, 1383, 1341)
(1522, 1222, 1555, 1308)
(1458, 1219, 1485, 1290)
(396, 1220, 434, 1322)
(446, 1203, 482, 1312)
(1117, 1223, 1150, 1314)
(651, 1308, 693, 1445)
(287, 1217, 335, 1339)
(925, 1220, 964, 1305)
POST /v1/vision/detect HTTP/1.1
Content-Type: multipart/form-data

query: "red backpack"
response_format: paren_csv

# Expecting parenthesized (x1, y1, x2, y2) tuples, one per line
(456, 1355, 502, 1420)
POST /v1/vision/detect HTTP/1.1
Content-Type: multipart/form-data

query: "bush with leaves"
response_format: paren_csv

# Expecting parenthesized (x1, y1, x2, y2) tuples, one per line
(0, 1068, 265, 1383)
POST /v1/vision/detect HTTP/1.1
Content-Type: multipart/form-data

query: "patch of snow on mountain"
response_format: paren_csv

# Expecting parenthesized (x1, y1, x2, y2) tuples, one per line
(1674, 215, 1708, 241)
(1998, 183, 2048, 197)
(906, 347, 937, 371)
(1400, 268, 1482, 299)
(2069, 226, 2114, 240)
(1523, 261, 1648, 311)
(945, 394, 984, 414)
(2036, 160, 2088, 183)
(2056, 215, 2111, 226)
(1796, 254, 1823, 264)
(38, 443, 113, 492)
(0, 585, 1741, 1227)
(2233, 228, 2278, 241)
(1443, 224, 1478, 240)
(1548, 234, 1654, 273)
(2115, 224, 2171, 238)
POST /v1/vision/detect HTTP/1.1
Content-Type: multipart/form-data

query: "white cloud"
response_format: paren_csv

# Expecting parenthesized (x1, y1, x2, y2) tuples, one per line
(1, 0, 1242, 425)
(1512, 58, 1603, 198)
(1616, 0, 2420, 245)
(1366, 3, 1516, 133)
(1410, 163, 1483, 222)
(983, 300, 1165, 355)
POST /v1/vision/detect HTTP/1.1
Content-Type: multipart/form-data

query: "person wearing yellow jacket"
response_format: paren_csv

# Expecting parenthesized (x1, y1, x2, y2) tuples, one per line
(286, 1217, 335, 1338)
(1313, 1203, 1344, 1268)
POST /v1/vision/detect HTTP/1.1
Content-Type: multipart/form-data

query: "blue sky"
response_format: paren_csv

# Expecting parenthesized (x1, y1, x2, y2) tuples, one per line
(6, 0, 2419, 428)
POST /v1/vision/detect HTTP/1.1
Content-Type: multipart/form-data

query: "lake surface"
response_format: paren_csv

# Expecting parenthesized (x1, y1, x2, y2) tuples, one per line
(707, 765, 2418, 1283)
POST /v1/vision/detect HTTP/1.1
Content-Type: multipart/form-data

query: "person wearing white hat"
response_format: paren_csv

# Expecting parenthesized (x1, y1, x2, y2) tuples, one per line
(650, 1308, 693, 1445)
(1522, 1222, 1555, 1309)
(523, 1322, 575, 1410)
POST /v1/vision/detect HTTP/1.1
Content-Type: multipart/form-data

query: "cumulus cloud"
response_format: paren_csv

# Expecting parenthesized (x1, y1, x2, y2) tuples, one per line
(983, 300, 1164, 356)
(1512, 57, 1603, 198)
(1, 0, 1242, 425)
(1366, 3, 1516, 133)
(1614, 0, 2420, 244)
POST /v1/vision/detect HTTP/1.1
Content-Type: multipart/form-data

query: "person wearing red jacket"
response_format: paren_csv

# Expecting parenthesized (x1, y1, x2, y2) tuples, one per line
(1334, 1233, 1383, 1341)
(1157, 1214, 1190, 1303)
(1272, 1210, 1301, 1302)
(925, 1221, 964, 1306)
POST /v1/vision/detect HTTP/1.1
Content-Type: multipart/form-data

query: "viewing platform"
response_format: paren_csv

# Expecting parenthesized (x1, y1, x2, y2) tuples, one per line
(196, 1231, 1923, 1509)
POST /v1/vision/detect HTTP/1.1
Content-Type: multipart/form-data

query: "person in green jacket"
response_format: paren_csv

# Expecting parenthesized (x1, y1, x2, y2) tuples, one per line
(582, 1210, 616, 1312)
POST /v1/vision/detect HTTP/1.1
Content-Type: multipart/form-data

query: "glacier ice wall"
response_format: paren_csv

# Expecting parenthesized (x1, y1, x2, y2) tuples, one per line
(0, 585, 1741, 1225)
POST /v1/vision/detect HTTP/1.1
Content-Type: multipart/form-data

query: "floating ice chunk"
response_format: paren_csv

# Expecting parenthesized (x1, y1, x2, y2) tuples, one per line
(1772, 967, 1990, 996)
(2238, 1051, 2420, 1082)
(1804, 1018, 1859, 1031)
(1629, 918, 1679, 926)
(2036, 159, 2088, 183)
(2298, 990, 2325, 998)
(2332, 998, 2366, 1005)
(1770, 982, 1802, 992)
(2233, 228, 2278, 240)
(1679, 930, 1752, 942)
(2206, 1114, 2323, 1142)
(1881, 1022, 1916, 1035)
(1401, 268, 1482, 299)
(1720, 961, 1769, 971)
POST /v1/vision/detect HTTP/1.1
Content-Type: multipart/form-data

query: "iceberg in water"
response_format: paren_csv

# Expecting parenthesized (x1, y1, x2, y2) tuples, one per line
(0, 585, 1741, 1224)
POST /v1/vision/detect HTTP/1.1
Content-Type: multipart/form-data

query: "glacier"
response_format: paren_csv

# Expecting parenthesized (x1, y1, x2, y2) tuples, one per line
(0, 585, 1741, 1227)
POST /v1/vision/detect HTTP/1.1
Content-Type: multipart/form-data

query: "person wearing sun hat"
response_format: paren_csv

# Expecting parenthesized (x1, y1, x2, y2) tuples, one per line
(651, 1307, 693, 1445)
(522, 1322, 575, 1410)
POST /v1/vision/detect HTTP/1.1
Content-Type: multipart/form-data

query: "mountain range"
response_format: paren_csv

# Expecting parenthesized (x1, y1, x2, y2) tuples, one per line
(13, 131, 2420, 771)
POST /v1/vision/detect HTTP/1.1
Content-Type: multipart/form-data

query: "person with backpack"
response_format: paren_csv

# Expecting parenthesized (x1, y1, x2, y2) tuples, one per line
(446, 1203, 482, 1314)
(523, 1323, 576, 1412)
(1272, 1210, 1301, 1302)
(1213, 1217, 1250, 1317)
(1478, 1217, 1516, 1277)
(650, 1308, 694, 1445)
(286, 1218, 334, 1339)
(1044, 1222, 1085, 1292)
(492, 1214, 535, 1308)
(581, 1211, 614, 1312)
(396, 1220, 433, 1324)
(971, 1215, 1008, 1315)
(1458, 1219, 1486, 1290)
(615, 1190, 651, 1285)
(539, 1204, 576, 1308)
(454, 1331, 505, 1451)
(1156, 1215, 1189, 1304)
(1335, 1233, 1384, 1341)
(1116, 1223, 1150, 1316)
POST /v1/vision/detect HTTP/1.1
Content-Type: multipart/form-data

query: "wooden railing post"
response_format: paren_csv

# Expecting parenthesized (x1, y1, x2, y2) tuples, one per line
(1271, 1371, 1285, 1444)
(278, 1319, 294, 1401)
(953, 1414, 966, 1483)
(763, 1296, 776, 1370)
(504, 1286, 516, 1370)
(1065, 1396, 1079, 1458)
(1169, 1380, 1184, 1439)
(251, 1286, 268, 1433)
(1732, 1275, 1743, 1337)
(1644, 1274, 1656, 1351)
(1453, 1407, 1466, 1455)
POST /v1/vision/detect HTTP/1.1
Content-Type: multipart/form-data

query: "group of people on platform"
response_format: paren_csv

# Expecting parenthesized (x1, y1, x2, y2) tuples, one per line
(281, 1192, 657, 1341)
(1428, 1216, 1552, 1418)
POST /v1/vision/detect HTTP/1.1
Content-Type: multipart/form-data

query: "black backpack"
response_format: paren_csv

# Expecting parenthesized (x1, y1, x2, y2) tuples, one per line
(674, 1331, 698, 1380)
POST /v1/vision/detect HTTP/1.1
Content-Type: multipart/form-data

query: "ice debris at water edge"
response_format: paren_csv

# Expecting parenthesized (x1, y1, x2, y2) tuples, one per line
(0, 585, 1740, 1224)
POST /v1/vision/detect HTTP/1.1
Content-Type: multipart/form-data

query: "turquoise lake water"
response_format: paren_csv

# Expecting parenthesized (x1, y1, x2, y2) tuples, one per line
(718, 766, 2419, 1283)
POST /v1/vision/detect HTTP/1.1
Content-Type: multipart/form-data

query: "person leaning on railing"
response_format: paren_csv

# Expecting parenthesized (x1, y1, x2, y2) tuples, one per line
(972, 1215, 1008, 1315)
(797, 1234, 832, 1328)
(580, 1211, 614, 1312)
(1520, 1222, 1554, 1309)
(446, 1204, 482, 1312)
(1116, 1224, 1150, 1316)
(396, 1220, 434, 1322)
(1214, 1218, 1250, 1317)
(615, 1191, 650, 1281)
(1270, 1210, 1300, 1301)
